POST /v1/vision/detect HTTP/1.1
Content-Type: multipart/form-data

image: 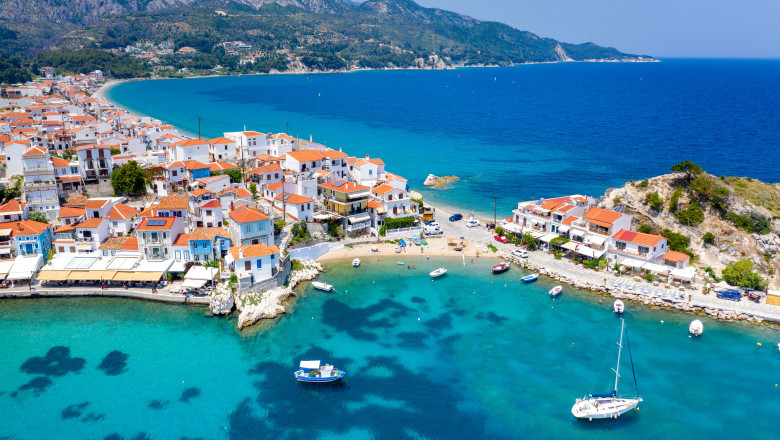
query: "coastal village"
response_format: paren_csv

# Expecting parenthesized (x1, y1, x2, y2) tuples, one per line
(0, 70, 778, 330)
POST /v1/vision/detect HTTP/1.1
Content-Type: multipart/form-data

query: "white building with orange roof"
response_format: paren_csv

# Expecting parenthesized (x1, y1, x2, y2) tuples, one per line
(347, 155, 386, 187)
(368, 183, 417, 229)
(136, 216, 185, 261)
(0, 200, 28, 223)
(319, 179, 372, 234)
(512, 195, 591, 235)
(3, 139, 30, 176)
(51, 155, 83, 197)
(171, 138, 210, 163)
(192, 199, 224, 228)
(284, 149, 326, 174)
(74, 144, 113, 182)
(195, 174, 231, 193)
(608, 229, 669, 266)
(228, 205, 273, 246)
(226, 243, 280, 286)
(249, 163, 283, 186)
(273, 193, 315, 222)
(106, 202, 140, 236)
(22, 145, 60, 221)
(208, 136, 237, 161)
(84, 198, 116, 219)
(72, 217, 110, 253)
(381, 172, 409, 191)
(321, 149, 349, 179)
(59, 206, 86, 226)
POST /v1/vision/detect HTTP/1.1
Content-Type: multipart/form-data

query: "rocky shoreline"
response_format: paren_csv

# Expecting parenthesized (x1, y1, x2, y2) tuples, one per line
(423, 174, 459, 188)
(500, 251, 768, 324)
(209, 260, 324, 330)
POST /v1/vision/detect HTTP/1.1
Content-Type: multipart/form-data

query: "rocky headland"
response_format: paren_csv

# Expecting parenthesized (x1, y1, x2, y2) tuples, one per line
(424, 174, 459, 188)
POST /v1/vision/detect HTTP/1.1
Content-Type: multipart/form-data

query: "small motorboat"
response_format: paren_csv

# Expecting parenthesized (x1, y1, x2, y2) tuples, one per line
(412, 236, 422, 246)
(352, 258, 360, 267)
(394, 246, 401, 253)
(613, 299, 625, 314)
(294, 360, 345, 383)
(689, 319, 703, 336)
(397, 261, 404, 265)
(312, 281, 334, 292)
(492, 262, 511, 274)
(430, 268, 447, 278)
(522, 273, 538, 283)
(549, 286, 562, 297)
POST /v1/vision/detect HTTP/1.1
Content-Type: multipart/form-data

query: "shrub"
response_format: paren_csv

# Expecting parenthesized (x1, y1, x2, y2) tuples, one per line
(249, 182, 257, 195)
(637, 179, 649, 188)
(670, 160, 703, 179)
(291, 259, 304, 272)
(702, 232, 716, 245)
(274, 220, 286, 229)
(410, 198, 423, 209)
(384, 216, 415, 230)
(28, 209, 49, 224)
(661, 229, 690, 251)
(645, 191, 663, 212)
(721, 259, 767, 290)
(494, 226, 504, 236)
(487, 244, 498, 253)
(668, 186, 683, 212)
(691, 176, 729, 210)
(704, 266, 721, 282)
(554, 251, 562, 260)
(522, 233, 538, 251)
(726, 211, 771, 235)
(645, 273, 654, 282)
(674, 201, 704, 226)
(379, 225, 387, 237)
(550, 237, 569, 247)
(229, 274, 237, 284)
(638, 224, 653, 234)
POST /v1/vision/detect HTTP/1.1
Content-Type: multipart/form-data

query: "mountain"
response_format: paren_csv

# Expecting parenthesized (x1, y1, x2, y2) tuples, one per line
(0, 0, 653, 74)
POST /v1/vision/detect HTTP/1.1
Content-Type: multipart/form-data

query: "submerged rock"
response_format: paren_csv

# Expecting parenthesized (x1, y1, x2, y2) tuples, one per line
(423, 174, 459, 187)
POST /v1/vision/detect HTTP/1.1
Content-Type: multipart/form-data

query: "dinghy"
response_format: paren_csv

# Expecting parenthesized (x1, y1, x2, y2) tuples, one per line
(430, 268, 447, 278)
(549, 286, 562, 297)
(613, 300, 625, 314)
(522, 273, 538, 283)
(312, 282, 334, 292)
(689, 319, 703, 336)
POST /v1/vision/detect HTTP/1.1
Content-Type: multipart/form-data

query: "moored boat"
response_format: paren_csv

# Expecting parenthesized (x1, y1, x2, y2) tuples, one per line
(294, 360, 345, 383)
(571, 319, 642, 421)
(689, 319, 703, 336)
(613, 300, 625, 314)
(412, 236, 422, 245)
(549, 285, 562, 297)
(430, 268, 448, 278)
(492, 262, 511, 274)
(522, 273, 538, 283)
(312, 281, 334, 292)
(352, 258, 360, 267)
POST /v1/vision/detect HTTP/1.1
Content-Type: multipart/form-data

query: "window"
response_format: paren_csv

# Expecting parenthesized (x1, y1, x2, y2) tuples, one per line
(173, 170, 178, 176)
(256, 259, 262, 269)
(244, 260, 251, 271)
(58, 246, 64, 252)
(616, 242, 626, 251)
(245, 225, 251, 233)
(206, 210, 212, 216)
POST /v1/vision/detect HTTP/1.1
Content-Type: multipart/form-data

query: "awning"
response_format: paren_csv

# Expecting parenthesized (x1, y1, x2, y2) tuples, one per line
(0, 248, 11, 255)
(68, 270, 96, 281)
(181, 278, 208, 289)
(586, 235, 606, 246)
(643, 263, 670, 273)
(621, 259, 645, 269)
(503, 223, 523, 234)
(561, 242, 579, 252)
(313, 213, 335, 220)
(112, 271, 164, 282)
(671, 267, 697, 281)
(575, 246, 606, 259)
(558, 225, 570, 233)
(0, 260, 13, 278)
(529, 231, 545, 238)
(185, 266, 218, 281)
(348, 214, 371, 224)
(570, 229, 587, 237)
(77, 243, 92, 250)
(0, 228, 12, 236)
(540, 233, 559, 243)
(37, 270, 72, 281)
(169, 260, 187, 273)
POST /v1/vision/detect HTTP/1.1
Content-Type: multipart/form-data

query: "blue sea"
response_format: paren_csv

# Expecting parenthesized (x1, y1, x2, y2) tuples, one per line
(1, 258, 779, 439)
(108, 59, 780, 216)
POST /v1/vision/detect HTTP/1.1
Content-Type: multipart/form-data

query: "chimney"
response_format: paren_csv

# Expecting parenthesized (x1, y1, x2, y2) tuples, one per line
(18, 223, 22, 231)
(365, 154, 369, 160)
(309, 134, 313, 142)
(238, 248, 244, 259)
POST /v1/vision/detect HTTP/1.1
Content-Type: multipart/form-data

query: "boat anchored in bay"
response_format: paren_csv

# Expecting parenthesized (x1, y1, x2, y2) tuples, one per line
(312, 281, 335, 292)
(430, 268, 448, 278)
(294, 360, 346, 383)
(572, 318, 642, 421)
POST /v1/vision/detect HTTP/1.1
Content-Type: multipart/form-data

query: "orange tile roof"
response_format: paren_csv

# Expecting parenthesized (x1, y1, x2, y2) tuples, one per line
(287, 150, 326, 162)
(73, 144, 112, 152)
(228, 205, 269, 223)
(368, 158, 384, 166)
(0, 220, 50, 237)
(274, 193, 314, 205)
(372, 183, 398, 195)
(59, 206, 85, 218)
(323, 149, 348, 159)
(172, 233, 190, 246)
(56, 175, 82, 184)
(250, 164, 282, 174)
(65, 195, 86, 208)
(107, 203, 139, 220)
(209, 162, 239, 172)
(229, 244, 279, 260)
(137, 216, 177, 230)
(54, 224, 74, 234)
(175, 138, 208, 147)
(612, 229, 664, 246)
(138, 204, 159, 217)
(22, 146, 47, 156)
(366, 200, 382, 209)
(158, 195, 189, 210)
(85, 199, 110, 209)
(208, 137, 235, 144)
(51, 157, 70, 167)
(200, 199, 222, 209)
(121, 237, 138, 251)
(0, 200, 25, 213)
(75, 217, 104, 229)
(235, 188, 252, 198)
(663, 250, 690, 262)
(320, 180, 369, 194)
(583, 207, 622, 225)
(562, 216, 579, 226)
(99, 236, 130, 251)
(243, 131, 264, 136)
(184, 160, 210, 170)
(191, 188, 215, 197)
(191, 227, 230, 241)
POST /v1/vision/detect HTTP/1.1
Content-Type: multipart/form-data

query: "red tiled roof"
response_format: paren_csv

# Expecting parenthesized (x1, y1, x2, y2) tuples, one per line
(228, 205, 269, 223)
(75, 217, 104, 229)
(274, 193, 313, 205)
(107, 203, 139, 220)
(200, 200, 222, 209)
(612, 229, 664, 246)
(172, 233, 190, 246)
(583, 207, 622, 225)
(372, 184, 397, 195)
(0, 220, 50, 237)
(320, 180, 369, 193)
(191, 188, 215, 197)
(59, 206, 85, 218)
(229, 243, 279, 260)
(0, 200, 25, 213)
(209, 162, 239, 172)
(85, 199, 110, 209)
(663, 250, 690, 263)
(158, 195, 189, 210)
(190, 227, 230, 241)
(137, 217, 176, 230)
(250, 164, 282, 174)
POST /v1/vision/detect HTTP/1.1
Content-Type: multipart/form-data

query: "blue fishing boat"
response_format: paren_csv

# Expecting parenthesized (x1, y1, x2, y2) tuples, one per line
(294, 360, 346, 383)
(412, 236, 422, 246)
(522, 274, 538, 283)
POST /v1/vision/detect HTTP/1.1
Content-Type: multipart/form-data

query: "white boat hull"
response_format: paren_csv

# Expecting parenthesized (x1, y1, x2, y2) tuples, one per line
(689, 320, 703, 336)
(549, 286, 562, 296)
(312, 282, 334, 292)
(613, 300, 625, 314)
(430, 269, 447, 278)
(352, 259, 360, 267)
(572, 397, 642, 420)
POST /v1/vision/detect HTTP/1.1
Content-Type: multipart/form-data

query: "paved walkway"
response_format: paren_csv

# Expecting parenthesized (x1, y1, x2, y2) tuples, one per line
(0, 284, 211, 305)
(431, 205, 780, 323)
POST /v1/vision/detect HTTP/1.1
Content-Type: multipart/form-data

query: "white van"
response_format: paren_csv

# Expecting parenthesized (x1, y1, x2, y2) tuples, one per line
(424, 225, 443, 235)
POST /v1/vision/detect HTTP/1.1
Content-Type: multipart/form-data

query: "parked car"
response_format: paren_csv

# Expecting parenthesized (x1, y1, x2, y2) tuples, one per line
(449, 213, 463, 222)
(747, 291, 763, 303)
(512, 249, 529, 259)
(426, 221, 440, 228)
(716, 289, 742, 301)
(494, 235, 509, 243)
(424, 220, 437, 226)
(466, 219, 480, 228)
(424, 225, 443, 235)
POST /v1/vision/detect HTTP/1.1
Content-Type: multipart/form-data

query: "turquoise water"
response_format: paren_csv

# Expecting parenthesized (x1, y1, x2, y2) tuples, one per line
(2, 257, 779, 439)
(107, 59, 780, 216)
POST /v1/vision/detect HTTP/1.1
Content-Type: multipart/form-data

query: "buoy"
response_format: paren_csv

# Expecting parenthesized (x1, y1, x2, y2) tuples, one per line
(757, 342, 762, 348)
(418, 317, 420, 321)
(660, 320, 664, 324)
(504, 284, 507, 287)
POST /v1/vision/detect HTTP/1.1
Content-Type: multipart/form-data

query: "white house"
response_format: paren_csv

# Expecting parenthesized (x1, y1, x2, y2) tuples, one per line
(228, 205, 274, 246)
(227, 243, 280, 284)
(136, 216, 185, 261)
(106, 202, 139, 236)
(608, 229, 669, 266)
(73, 217, 110, 254)
(208, 136, 237, 161)
(21, 146, 60, 221)
(74, 144, 113, 183)
(347, 155, 386, 187)
(172, 138, 210, 163)
(3, 140, 30, 177)
(0, 200, 28, 223)
(284, 150, 326, 174)
(273, 193, 315, 222)
(369, 183, 417, 228)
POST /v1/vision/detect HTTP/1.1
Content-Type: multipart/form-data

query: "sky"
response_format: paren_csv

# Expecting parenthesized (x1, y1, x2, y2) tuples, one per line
(412, 0, 780, 58)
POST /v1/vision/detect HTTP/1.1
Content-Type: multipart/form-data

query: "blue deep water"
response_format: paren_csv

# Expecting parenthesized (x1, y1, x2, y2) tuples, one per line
(1, 258, 779, 439)
(108, 59, 780, 216)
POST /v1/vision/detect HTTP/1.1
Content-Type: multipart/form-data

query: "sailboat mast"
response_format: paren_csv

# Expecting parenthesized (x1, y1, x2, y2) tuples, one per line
(614, 318, 625, 393)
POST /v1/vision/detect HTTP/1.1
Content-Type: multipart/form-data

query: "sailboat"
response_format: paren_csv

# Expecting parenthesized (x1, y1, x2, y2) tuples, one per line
(572, 318, 642, 421)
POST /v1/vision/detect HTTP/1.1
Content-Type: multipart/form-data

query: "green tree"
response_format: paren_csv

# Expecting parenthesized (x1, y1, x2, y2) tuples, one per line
(668, 186, 683, 212)
(248, 182, 257, 195)
(722, 259, 767, 290)
(670, 160, 703, 179)
(216, 168, 242, 183)
(110, 148, 121, 156)
(645, 191, 663, 211)
(111, 161, 148, 196)
(674, 201, 704, 226)
(1, 175, 23, 200)
(27, 209, 49, 224)
(661, 229, 691, 252)
(638, 224, 653, 234)
(702, 232, 716, 245)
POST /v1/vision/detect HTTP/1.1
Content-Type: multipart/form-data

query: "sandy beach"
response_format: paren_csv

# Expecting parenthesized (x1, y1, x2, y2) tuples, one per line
(317, 236, 499, 262)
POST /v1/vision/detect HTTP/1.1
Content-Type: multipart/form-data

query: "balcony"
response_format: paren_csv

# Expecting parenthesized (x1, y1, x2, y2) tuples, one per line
(76, 237, 95, 243)
(145, 237, 163, 244)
